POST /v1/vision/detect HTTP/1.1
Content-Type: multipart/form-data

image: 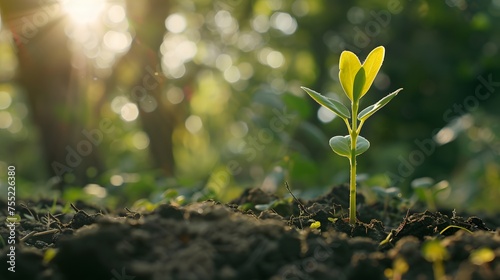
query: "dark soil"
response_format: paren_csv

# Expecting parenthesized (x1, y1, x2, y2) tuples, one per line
(1, 185, 499, 280)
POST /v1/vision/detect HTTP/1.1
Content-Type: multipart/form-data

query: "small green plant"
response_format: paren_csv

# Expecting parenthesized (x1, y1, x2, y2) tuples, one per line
(302, 46, 402, 225)
(384, 257, 409, 280)
(372, 186, 401, 220)
(469, 247, 495, 266)
(422, 239, 449, 280)
(411, 177, 450, 211)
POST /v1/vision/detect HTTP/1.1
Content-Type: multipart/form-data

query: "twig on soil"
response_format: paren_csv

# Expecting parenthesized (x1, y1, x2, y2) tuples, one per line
(20, 229, 60, 242)
(285, 182, 310, 216)
(70, 203, 80, 212)
(19, 203, 39, 221)
(125, 207, 141, 219)
(20, 231, 36, 242)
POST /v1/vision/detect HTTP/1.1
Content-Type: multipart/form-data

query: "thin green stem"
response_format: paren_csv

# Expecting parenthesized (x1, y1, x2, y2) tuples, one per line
(349, 101, 359, 225)
(433, 260, 445, 280)
(356, 119, 365, 135)
(343, 118, 352, 132)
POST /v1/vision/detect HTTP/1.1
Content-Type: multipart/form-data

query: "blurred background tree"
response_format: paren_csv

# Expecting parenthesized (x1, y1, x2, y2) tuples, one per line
(0, 0, 498, 212)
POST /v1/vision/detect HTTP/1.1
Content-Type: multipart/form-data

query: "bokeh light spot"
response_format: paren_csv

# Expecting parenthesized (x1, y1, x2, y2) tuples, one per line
(215, 10, 233, 29)
(434, 127, 456, 145)
(266, 50, 285, 68)
(103, 31, 131, 53)
(252, 15, 270, 33)
(292, 0, 309, 17)
(111, 96, 129, 113)
(0, 91, 12, 109)
(132, 131, 150, 150)
(185, 115, 203, 134)
(62, 0, 106, 25)
(0, 111, 13, 129)
(107, 5, 126, 24)
(230, 121, 248, 138)
(165, 13, 187, 33)
(318, 106, 336, 123)
(139, 95, 158, 113)
(110, 175, 124, 186)
(120, 103, 139, 122)
(238, 62, 254, 80)
(83, 184, 107, 198)
(165, 87, 185, 104)
(224, 66, 241, 83)
(7, 117, 22, 134)
(347, 6, 365, 24)
(216, 54, 233, 71)
(270, 12, 297, 35)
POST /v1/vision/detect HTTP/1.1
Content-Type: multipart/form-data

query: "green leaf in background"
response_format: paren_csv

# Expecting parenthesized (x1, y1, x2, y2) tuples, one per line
(358, 88, 403, 121)
(283, 93, 313, 119)
(338, 51, 362, 101)
(301, 87, 350, 119)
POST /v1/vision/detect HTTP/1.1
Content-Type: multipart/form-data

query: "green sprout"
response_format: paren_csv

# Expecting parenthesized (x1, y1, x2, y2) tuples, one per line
(372, 186, 401, 220)
(469, 247, 495, 266)
(302, 46, 402, 225)
(411, 177, 450, 212)
(384, 257, 409, 280)
(422, 239, 449, 280)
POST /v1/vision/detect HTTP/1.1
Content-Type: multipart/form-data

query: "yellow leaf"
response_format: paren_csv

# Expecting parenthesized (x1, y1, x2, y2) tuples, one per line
(338, 50, 361, 101)
(470, 247, 495, 265)
(43, 248, 58, 265)
(360, 46, 385, 98)
(310, 221, 321, 229)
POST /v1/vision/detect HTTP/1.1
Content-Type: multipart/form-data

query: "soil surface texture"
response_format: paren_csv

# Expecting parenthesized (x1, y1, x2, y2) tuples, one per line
(1, 185, 499, 280)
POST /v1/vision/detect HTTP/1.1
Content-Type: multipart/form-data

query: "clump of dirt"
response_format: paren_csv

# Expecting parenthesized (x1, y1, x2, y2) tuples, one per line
(0, 185, 499, 280)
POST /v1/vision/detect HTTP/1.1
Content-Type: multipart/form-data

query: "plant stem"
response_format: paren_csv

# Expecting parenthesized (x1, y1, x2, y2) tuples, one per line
(349, 101, 359, 225)
(433, 260, 445, 280)
(349, 153, 357, 224)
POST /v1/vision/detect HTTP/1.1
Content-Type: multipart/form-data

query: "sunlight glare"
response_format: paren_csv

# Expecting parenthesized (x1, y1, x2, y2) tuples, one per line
(62, 0, 106, 25)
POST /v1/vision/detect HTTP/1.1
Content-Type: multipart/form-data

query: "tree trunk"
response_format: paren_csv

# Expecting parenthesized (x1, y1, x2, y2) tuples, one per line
(0, 1, 104, 185)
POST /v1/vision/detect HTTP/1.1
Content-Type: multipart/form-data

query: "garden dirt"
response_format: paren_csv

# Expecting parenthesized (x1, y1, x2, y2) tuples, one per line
(1, 185, 499, 280)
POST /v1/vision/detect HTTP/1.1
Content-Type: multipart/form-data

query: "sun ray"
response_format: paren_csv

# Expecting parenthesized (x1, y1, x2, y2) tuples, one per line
(61, 0, 106, 25)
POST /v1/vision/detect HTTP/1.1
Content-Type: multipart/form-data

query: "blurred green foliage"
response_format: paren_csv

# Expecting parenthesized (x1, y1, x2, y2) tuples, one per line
(0, 0, 499, 212)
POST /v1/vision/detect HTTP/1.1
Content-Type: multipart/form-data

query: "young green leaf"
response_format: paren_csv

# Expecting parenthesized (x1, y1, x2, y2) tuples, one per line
(329, 135, 370, 158)
(358, 88, 403, 121)
(329, 135, 351, 158)
(360, 46, 385, 97)
(301, 87, 350, 119)
(352, 67, 366, 102)
(338, 51, 362, 101)
(355, 136, 370, 156)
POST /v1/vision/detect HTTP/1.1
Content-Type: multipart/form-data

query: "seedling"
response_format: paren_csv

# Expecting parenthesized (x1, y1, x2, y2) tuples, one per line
(469, 247, 495, 266)
(411, 177, 450, 211)
(372, 186, 400, 220)
(384, 257, 409, 280)
(302, 46, 402, 225)
(422, 239, 449, 280)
